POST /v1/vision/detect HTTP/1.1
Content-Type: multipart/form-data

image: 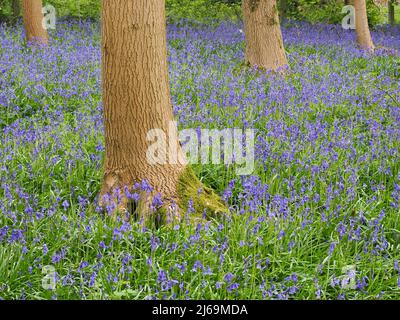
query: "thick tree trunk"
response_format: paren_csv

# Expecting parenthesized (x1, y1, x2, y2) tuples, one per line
(242, 0, 288, 71)
(22, 0, 48, 45)
(101, 0, 187, 213)
(389, 0, 395, 25)
(354, 0, 374, 50)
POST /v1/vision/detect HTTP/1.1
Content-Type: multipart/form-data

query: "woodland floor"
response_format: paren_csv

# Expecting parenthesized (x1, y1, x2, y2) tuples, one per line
(0, 20, 399, 299)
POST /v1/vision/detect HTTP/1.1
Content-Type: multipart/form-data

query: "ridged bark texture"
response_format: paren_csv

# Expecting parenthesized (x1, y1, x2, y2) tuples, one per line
(242, 0, 288, 71)
(101, 0, 187, 206)
(354, 0, 374, 50)
(22, 0, 48, 45)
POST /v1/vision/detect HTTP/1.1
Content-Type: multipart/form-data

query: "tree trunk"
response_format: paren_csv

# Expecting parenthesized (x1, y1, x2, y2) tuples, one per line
(389, 0, 395, 25)
(279, 0, 287, 19)
(22, 0, 48, 45)
(354, 0, 374, 50)
(12, 0, 20, 18)
(101, 0, 188, 215)
(242, 0, 288, 71)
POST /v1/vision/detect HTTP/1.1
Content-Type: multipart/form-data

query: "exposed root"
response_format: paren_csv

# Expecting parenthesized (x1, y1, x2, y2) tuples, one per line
(98, 166, 228, 226)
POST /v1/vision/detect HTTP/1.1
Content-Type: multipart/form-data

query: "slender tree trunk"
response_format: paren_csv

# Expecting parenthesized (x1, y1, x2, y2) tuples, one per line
(22, 0, 48, 45)
(12, 0, 20, 18)
(354, 0, 374, 50)
(279, 0, 287, 19)
(389, 0, 395, 25)
(101, 0, 187, 213)
(242, 0, 288, 71)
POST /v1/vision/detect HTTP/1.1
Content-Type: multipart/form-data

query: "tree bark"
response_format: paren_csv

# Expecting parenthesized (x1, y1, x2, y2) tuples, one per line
(12, 0, 20, 18)
(279, 0, 287, 19)
(242, 0, 288, 71)
(354, 0, 374, 50)
(22, 0, 48, 45)
(101, 0, 187, 213)
(389, 0, 395, 25)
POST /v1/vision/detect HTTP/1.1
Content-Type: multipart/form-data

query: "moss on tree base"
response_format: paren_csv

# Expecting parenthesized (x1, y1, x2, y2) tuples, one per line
(99, 166, 228, 226)
(177, 166, 228, 219)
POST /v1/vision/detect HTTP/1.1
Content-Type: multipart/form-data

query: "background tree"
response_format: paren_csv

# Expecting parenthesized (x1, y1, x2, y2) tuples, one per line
(388, 0, 395, 25)
(101, 0, 224, 219)
(22, 0, 48, 44)
(242, 0, 287, 71)
(12, 0, 20, 20)
(354, 0, 374, 50)
(279, 0, 288, 19)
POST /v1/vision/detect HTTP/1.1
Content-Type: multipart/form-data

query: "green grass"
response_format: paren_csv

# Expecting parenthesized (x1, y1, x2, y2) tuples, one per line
(0, 19, 399, 300)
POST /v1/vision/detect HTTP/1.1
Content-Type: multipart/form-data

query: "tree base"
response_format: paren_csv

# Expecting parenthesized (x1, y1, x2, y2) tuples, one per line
(177, 166, 228, 219)
(98, 166, 228, 226)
